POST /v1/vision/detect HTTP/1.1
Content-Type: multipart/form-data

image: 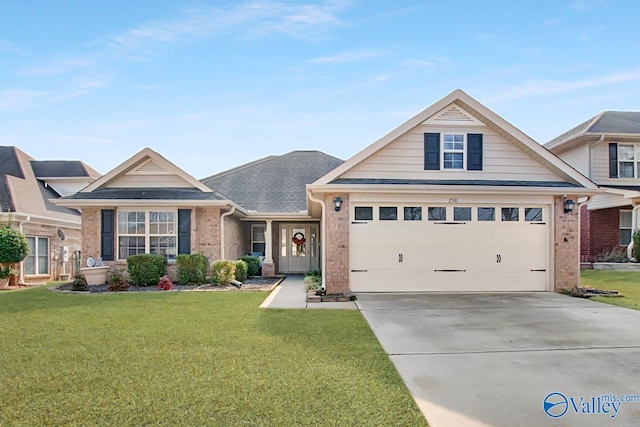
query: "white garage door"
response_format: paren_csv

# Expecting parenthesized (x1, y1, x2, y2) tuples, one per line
(349, 203, 549, 292)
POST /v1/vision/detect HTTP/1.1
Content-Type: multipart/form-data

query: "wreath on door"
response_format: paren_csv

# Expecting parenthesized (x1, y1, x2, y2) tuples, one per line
(292, 232, 306, 245)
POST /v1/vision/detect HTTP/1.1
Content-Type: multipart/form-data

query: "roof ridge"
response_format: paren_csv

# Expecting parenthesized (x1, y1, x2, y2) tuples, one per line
(200, 154, 278, 182)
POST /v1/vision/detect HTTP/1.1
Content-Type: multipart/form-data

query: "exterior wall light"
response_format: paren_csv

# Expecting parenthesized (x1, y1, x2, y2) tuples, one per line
(333, 197, 343, 212)
(563, 197, 575, 214)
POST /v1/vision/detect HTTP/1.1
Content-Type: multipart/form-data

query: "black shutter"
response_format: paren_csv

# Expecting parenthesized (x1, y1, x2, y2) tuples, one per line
(609, 143, 618, 178)
(467, 133, 483, 171)
(101, 209, 115, 261)
(424, 133, 440, 170)
(178, 209, 191, 255)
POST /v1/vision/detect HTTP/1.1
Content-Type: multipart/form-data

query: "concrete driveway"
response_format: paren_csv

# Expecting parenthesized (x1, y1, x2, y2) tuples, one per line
(356, 292, 640, 427)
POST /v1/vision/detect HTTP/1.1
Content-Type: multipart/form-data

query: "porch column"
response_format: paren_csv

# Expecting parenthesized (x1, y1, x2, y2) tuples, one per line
(262, 220, 275, 277)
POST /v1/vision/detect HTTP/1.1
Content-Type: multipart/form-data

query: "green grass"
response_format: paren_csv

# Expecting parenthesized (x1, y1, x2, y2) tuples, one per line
(0, 287, 426, 426)
(581, 270, 640, 310)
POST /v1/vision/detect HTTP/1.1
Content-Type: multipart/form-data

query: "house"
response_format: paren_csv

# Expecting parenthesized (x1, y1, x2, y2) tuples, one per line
(0, 146, 100, 284)
(55, 149, 343, 277)
(56, 89, 596, 294)
(545, 111, 640, 262)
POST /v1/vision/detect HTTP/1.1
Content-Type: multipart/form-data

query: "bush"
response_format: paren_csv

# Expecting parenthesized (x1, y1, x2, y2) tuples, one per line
(127, 254, 167, 286)
(304, 269, 322, 291)
(157, 275, 174, 291)
(108, 266, 129, 292)
(0, 226, 30, 264)
(633, 230, 640, 261)
(240, 255, 260, 277)
(597, 247, 628, 263)
(71, 273, 89, 291)
(176, 253, 208, 285)
(211, 260, 236, 286)
(235, 260, 248, 282)
(0, 265, 17, 279)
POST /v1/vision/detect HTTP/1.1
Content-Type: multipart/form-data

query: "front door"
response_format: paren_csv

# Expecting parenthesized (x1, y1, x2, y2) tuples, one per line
(279, 224, 319, 273)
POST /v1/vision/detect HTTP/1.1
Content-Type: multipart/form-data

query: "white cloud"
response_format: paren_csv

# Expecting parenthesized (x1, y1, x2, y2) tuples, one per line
(0, 39, 22, 54)
(48, 134, 115, 145)
(0, 89, 49, 110)
(309, 49, 387, 64)
(571, 0, 607, 12)
(21, 58, 95, 76)
(51, 77, 108, 102)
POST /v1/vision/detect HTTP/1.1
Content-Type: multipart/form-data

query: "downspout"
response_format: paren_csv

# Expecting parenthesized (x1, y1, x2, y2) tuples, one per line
(219, 207, 236, 260)
(307, 191, 326, 291)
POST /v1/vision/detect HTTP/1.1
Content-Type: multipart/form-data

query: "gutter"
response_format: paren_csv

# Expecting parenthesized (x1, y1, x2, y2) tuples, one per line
(307, 190, 326, 291)
(220, 206, 236, 260)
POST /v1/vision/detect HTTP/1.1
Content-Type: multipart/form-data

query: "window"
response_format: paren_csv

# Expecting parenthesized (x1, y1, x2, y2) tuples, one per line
(251, 225, 266, 255)
(478, 207, 495, 221)
(25, 237, 49, 275)
(118, 210, 177, 260)
(281, 228, 287, 257)
(443, 134, 464, 169)
(618, 145, 639, 178)
(501, 208, 519, 222)
(525, 208, 543, 222)
(428, 207, 446, 221)
(379, 207, 397, 221)
(354, 206, 373, 221)
(404, 207, 422, 221)
(620, 210, 632, 246)
(454, 207, 471, 221)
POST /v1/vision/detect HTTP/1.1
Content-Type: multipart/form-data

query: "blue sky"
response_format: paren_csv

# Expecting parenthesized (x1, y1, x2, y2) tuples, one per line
(1, 0, 639, 178)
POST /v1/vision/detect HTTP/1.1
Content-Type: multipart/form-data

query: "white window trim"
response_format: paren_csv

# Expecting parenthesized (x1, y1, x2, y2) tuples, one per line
(618, 144, 640, 178)
(442, 133, 466, 170)
(25, 236, 49, 276)
(251, 224, 266, 254)
(620, 209, 632, 246)
(116, 208, 178, 261)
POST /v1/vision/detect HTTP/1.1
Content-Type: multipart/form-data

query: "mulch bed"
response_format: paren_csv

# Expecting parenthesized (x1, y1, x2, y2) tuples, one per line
(55, 277, 283, 294)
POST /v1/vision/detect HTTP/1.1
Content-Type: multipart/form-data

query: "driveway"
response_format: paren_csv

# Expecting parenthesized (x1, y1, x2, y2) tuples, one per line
(356, 292, 640, 427)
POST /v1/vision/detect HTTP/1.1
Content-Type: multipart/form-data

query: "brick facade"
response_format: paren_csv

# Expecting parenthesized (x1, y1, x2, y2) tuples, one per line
(324, 193, 350, 294)
(580, 205, 630, 262)
(554, 195, 580, 292)
(223, 215, 248, 261)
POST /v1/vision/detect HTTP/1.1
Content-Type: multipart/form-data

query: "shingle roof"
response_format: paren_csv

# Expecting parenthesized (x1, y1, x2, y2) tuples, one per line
(64, 188, 227, 201)
(545, 111, 640, 150)
(31, 160, 100, 178)
(201, 151, 344, 213)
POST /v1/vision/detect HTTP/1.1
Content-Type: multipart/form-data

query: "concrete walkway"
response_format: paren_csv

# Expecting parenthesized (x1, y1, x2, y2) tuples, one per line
(259, 275, 357, 309)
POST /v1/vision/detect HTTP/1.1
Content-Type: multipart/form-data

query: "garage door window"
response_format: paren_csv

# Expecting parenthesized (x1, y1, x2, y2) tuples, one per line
(404, 207, 422, 221)
(525, 208, 543, 222)
(478, 207, 495, 221)
(428, 207, 446, 221)
(379, 207, 398, 221)
(454, 207, 471, 221)
(501, 208, 519, 221)
(354, 207, 373, 221)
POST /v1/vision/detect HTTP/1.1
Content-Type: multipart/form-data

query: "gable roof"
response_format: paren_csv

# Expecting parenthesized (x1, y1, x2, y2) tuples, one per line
(312, 89, 596, 190)
(545, 111, 640, 151)
(201, 151, 343, 213)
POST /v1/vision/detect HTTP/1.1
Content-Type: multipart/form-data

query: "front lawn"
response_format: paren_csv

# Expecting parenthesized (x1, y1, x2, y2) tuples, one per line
(581, 270, 640, 310)
(0, 286, 426, 426)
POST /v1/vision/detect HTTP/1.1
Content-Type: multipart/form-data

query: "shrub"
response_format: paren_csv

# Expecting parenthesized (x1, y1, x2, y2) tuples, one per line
(71, 273, 89, 291)
(211, 260, 236, 286)
(240, 255, 260, 277)
(304, 269, 322, 291)
(157, 275, 174, 291)
(176, 253, 208, 285)
(597, 247, 628, 263)
(235, 260, 248, 282)
(127, 254, 166, 286)
(108, 266, 130, 292)
(0, 265, 17, 279)
(0, 226, 30, 264)
(633, 229, 640, 261)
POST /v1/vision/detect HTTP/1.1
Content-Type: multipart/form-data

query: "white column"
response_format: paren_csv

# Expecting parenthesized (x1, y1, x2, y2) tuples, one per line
(264, 219, 273, 263)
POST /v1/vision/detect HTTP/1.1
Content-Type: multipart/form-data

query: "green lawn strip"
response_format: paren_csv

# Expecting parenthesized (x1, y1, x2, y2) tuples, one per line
(0, 287, 426, 426)
(581, 270, 640, 310)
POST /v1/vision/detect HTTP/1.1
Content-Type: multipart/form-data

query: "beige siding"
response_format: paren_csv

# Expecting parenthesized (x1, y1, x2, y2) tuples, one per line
(340, 124, 563, 181)
(558, 145, 588, 177)
(108, 174, 190, 188)
(587, 193, 633, 210)
(592, 140, 640, 186)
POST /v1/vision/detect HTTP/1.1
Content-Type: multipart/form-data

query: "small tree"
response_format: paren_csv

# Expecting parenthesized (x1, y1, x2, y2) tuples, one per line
(633, 229, 640, 261)
(0, 226, 30, 283)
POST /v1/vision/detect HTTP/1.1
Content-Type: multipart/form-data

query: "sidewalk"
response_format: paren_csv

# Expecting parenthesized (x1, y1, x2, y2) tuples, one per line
(260, 275, 357, 310)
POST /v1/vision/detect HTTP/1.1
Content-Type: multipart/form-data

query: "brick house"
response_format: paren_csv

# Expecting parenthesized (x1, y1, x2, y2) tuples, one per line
(0, 146, 99, 284)
(545, 112, 640, 262)
(57, 90, 596, 293)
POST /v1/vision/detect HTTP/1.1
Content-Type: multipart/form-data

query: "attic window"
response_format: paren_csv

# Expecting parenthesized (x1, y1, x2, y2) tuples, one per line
(443, 134, 464, 169)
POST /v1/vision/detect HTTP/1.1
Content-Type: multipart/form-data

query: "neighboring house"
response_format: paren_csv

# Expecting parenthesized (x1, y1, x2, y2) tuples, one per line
(308, 89, 597, 294)
(0, 146, 100, 284)
(55, 149, 343, 277)
(545, 112, 640, 262)
(56, 89, 596, 294)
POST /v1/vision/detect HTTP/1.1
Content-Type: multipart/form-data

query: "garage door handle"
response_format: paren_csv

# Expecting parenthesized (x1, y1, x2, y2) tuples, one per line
(496, 254, 502, 263)
(351, 221, 368, 224)
(398, 253, 403, 263)
(531, 269, 546, 272)
(351, 269, 368, 273)
(434, 269, 466, 272)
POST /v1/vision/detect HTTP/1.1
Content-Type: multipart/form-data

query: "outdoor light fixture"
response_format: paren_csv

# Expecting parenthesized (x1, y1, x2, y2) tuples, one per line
(333, 197, 343, 212)
(563, 197, 575, 214)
